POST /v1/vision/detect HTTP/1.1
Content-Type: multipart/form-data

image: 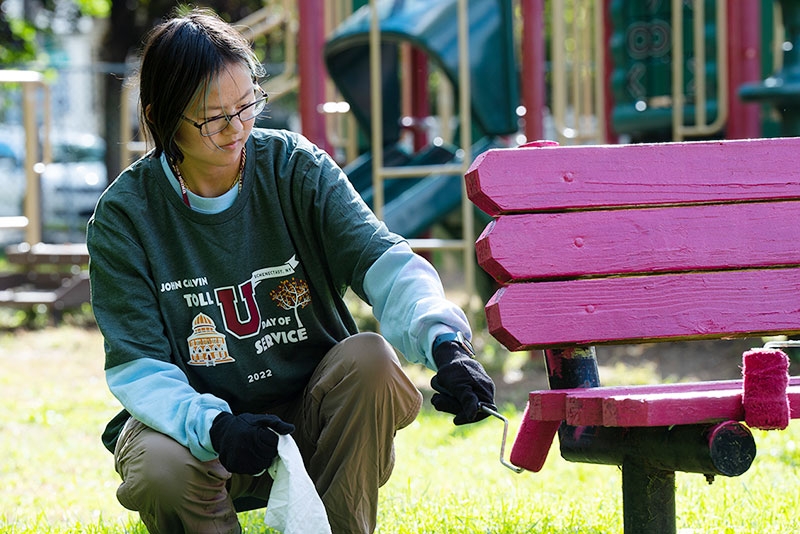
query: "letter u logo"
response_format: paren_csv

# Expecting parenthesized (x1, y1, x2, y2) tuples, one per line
(215, 281, 261, 339)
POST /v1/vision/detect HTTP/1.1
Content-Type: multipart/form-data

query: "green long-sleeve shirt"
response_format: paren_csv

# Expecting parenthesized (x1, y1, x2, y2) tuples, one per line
(89, 129, 401, 414)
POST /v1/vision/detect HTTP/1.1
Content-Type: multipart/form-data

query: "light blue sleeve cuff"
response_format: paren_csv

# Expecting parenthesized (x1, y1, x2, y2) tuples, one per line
(363, 242, 471, 370)
(106, 358, 231, 461)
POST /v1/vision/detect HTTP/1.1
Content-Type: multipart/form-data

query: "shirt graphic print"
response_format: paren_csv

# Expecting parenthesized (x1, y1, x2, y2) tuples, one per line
(179, 255, 312, 365)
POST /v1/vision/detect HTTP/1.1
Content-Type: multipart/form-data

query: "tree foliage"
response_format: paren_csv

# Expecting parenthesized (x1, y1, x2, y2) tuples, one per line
(1, 0, 279, 180)
(0, 16, 36, 65)
(0, 0, 112, 66)
(0, 0, 266, 68)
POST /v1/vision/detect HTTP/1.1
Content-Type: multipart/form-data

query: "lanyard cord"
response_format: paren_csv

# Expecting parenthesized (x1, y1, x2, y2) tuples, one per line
(171, 146, 246, 208)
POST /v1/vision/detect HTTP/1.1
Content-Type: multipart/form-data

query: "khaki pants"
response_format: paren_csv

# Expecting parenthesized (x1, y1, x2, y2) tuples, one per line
(113, 332, 423, 534)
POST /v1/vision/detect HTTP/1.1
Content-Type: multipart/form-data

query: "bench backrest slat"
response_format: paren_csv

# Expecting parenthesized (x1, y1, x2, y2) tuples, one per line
(467, 137, 800, 351)
(478, 201, 800, 282)
(486, 267, 800, 350)
(467, 137, 800, 216)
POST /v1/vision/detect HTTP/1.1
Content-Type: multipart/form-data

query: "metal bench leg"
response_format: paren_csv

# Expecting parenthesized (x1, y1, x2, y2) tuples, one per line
(546, 347, 679, 533)
(544, 346, 600, 389)
(622, 458, 675, 534)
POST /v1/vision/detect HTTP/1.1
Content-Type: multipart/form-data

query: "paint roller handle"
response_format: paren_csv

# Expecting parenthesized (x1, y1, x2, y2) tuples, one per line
(479, 404, 524, 474)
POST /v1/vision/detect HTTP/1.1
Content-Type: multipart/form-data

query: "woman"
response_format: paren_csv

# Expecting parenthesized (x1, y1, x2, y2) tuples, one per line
(87, 7, 495, 534)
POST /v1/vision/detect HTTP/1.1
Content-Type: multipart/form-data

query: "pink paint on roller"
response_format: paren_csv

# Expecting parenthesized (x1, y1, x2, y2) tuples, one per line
(509, 401, 560, 472)
(742, 348, 790, 430)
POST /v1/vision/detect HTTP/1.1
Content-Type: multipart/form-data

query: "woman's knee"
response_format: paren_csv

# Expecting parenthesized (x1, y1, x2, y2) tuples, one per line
(311, 332, 422, 418)
(116, 423, 229, 511)
(331, 332, 401, 378)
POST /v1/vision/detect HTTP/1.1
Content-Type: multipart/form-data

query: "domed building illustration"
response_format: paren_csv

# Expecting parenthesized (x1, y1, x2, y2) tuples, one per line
(186, 313, 235, 366)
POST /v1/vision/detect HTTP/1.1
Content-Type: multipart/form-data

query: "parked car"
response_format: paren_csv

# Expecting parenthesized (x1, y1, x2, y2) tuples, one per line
(40, 132, 107, 242)
(0, 136, 27, 245)
(0, 127, 26, 219)
(0, 130, 108, 244)
(0, 141, 24, 218)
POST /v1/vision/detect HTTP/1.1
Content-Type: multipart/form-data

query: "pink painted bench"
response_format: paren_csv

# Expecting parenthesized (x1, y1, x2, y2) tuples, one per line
(466, 137, 800, 534)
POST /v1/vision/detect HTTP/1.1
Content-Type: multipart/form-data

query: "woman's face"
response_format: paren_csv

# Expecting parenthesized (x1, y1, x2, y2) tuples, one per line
(175, 62, 256, 175)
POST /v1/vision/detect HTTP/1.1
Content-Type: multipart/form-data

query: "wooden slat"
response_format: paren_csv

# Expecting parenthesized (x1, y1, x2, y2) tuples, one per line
(466, 137, 800, 216)
(5, 243, 89, 266)
(527, 378, 800, 427)
(604, 385, 800, 427)
(486, 267, 800, 351)
(477, 202, 800, 283)
(529, 379, 754, 422)
(602, 389, 746, 427)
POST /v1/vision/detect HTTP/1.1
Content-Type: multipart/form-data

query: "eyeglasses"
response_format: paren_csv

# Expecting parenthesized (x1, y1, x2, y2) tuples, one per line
(181, 88, 268, 137)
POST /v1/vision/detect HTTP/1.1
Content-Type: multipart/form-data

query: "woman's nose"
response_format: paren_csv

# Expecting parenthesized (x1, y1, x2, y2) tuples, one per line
(224, 114, 245, 132)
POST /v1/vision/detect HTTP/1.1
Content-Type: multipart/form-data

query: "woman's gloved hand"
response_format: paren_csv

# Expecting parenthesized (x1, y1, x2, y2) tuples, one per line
(210, 412, 295, 474)
(430, 334, 497, 425)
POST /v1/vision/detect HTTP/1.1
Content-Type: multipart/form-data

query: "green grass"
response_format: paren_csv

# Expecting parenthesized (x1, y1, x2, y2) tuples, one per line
(1, 326, 800, 533)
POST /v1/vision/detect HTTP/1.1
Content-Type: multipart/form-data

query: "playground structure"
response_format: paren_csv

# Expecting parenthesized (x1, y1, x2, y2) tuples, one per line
(2, 0, 796, 318)
(235, 0, 787, 309)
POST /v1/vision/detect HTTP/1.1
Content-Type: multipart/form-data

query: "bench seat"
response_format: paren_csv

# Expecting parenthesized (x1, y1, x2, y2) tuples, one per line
(528, 377, 800, 427)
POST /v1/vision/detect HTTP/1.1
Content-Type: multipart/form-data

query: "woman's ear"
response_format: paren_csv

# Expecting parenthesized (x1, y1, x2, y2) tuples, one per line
(144, 104, 154, 125)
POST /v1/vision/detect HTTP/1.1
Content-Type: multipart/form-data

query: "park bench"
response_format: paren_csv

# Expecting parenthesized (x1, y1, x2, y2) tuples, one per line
(466, 137, 800, 534)
(0, 242, 90, 322)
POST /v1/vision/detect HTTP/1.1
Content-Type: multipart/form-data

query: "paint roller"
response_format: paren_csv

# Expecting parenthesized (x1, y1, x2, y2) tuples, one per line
(481, 403, 559, 473)
(742, 345, 791, 431)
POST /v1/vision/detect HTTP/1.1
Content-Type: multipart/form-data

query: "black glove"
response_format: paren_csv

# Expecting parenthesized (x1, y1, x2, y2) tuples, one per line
(430, 334, 497, 425)
(209, 412, 295, 475)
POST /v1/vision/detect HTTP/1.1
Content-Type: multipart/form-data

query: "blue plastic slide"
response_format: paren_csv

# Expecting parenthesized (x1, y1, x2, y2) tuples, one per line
(325, 0, 517, 237)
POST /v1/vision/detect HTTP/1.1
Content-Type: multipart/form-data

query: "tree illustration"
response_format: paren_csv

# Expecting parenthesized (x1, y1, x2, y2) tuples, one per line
(270, 278, 311, 328)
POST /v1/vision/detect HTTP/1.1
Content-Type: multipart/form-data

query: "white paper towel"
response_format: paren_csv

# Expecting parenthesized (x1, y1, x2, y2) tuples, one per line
(264, 433, 332, 534)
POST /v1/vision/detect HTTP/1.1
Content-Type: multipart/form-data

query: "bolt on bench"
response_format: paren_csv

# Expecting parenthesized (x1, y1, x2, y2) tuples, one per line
(466, 137, 800, 534)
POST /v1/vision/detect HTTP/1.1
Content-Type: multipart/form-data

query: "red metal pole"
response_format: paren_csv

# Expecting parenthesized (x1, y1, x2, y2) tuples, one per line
(726, 0, 762, 139)
(297, 0, 333, 154)
(602, 0, 618, 144)
(521, 0, 545, 142)
(411, 47, 430, 151)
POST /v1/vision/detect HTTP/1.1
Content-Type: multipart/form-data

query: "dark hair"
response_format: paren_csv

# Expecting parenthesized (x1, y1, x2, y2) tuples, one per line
(138, 6, 264, 162)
